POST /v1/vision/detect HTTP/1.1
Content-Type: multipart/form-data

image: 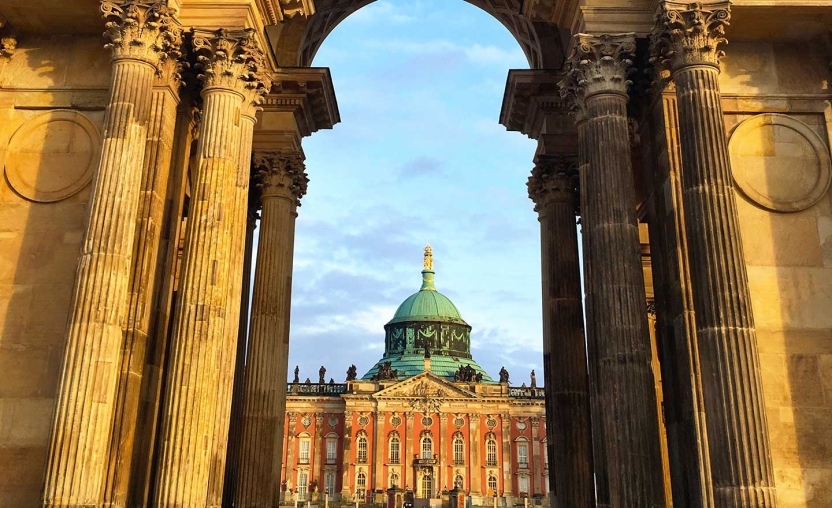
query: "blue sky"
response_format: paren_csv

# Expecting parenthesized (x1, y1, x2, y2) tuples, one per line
(276, 0, 543, 385)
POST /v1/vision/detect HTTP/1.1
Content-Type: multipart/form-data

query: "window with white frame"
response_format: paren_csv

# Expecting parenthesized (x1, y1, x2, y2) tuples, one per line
(389, 433, 401, 464)
(487, 475, 498, 496)
(299, 438, 311, 464)
(421, 474, 433, 498)
(297, 471, 309, 497)
(325, 471, 336, 495)
(357, 433, 368, 463)
(326, 438, 337, 464)
(517, 442, 528, 467)
(356, 471, 367, 493)
(518, 474, 529, 495)
(453, 433, 464, 465)
(486, 434, 497, 466)
(421, 436, 433, 460)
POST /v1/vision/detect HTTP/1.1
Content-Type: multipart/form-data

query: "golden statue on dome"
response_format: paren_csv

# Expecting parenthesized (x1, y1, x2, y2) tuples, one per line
(424, 244, 433, 271)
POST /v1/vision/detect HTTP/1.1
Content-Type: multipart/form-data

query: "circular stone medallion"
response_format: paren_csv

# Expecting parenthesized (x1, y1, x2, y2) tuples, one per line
(4, 110, 100, 203)
(729, 113, 831, 212)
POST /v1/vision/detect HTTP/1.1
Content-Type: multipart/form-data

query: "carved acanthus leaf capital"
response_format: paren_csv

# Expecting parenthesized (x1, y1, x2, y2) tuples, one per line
(253, 151, 308, 205)
(192, 28, 270, 102)
(528, 155, 580, 211)
(101, 0, 182, 67)
(559, 33, 636, 102)
(651, 1, 731, 72)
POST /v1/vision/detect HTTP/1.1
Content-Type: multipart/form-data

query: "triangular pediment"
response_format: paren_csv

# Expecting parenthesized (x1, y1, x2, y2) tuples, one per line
(373, 372, 478, 401)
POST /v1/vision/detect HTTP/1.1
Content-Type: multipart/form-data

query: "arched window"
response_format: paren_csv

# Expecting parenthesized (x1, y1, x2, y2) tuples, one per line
(299, 436, 311, 464)
(487, 475, 498, 496)
(421, 474, 433, 498)
(485, 433, 497, 466)
(454, 474, 464, 490)
(357, 432, 368, 463)
(453, 432, 464, 465)
(390, 472, 400, 488)
(517, 440, 529, 467)
(326, 435, 338, 464)
(389, 431, 401, 464)
(421, 436, 433, 460)
(356, 471, 367, 493)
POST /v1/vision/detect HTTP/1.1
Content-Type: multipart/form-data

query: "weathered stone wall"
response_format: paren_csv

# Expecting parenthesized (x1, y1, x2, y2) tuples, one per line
(721, 41, 832, 507)
(0, 35, 109, 507)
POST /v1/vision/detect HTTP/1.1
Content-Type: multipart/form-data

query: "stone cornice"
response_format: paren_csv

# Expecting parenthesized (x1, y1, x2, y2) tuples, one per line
(256, 0, 316, 24)
(499, 69, 569, 140)
(191, 27, 270, 98)
(559, 33, 636, 102)
(264, 66, 340, 136)
(102, 0, 183, 67)
(527, 155, 580, 212)
(651, 1, 731, 72)
(252, 150, 308, 205)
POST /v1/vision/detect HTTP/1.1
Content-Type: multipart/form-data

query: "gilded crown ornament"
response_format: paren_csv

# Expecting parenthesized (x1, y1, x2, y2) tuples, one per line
(651, 1, 732, 71)
(424, 244, 433, 271)
(559, 33, 637, 102)
(252, 151, 309, 205)
(101, 0, 182, 67)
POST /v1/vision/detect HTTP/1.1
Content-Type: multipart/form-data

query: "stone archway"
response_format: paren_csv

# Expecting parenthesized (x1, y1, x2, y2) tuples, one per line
(267, 0, 568, 69)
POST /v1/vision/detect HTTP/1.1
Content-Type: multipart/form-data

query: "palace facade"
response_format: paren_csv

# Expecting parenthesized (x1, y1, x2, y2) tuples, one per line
(280, 252, 547, 505)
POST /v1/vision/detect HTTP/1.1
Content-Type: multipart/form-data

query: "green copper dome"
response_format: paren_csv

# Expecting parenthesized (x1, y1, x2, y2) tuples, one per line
(362, 246, 493, 383)
(388, 270, 467, 325)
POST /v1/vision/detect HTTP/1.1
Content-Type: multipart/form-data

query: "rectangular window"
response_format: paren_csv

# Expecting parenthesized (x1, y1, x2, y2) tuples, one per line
(298, 471, 309, 497)
(390, 438, 400, 464)
(326, 439, 337, 464)
(325, 471, 336, 495)
(518, 475, 529, 495)
(357, 436, 368, 463)
(299, 440, 311, 464)
(517, 443, 528, 467)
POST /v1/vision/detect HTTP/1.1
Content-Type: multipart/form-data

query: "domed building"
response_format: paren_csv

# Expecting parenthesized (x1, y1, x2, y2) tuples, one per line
(280, 247, 546, 507)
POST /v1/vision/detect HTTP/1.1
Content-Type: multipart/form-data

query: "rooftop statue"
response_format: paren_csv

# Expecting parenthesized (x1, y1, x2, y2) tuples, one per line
(424, 244, 433, 271)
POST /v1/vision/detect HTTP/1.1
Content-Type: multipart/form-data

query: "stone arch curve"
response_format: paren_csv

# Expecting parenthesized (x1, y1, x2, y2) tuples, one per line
(269, 0, 567, 69)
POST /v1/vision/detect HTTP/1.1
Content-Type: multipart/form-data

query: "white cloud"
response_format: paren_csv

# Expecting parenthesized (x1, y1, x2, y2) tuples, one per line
(463, 43, 526, 68)
(349, 1, 418, 24)
(358, 39, 525, 68)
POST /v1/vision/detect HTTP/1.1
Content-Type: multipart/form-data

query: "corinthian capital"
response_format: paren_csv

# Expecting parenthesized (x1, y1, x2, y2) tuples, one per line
(528, 156, 579, 212)
(192, 28, 270, 101)
(101, 0, 182, 67)
(651, 1, 731, 71)
(559, 33, 636, 101)
(253, 151, 308, 205)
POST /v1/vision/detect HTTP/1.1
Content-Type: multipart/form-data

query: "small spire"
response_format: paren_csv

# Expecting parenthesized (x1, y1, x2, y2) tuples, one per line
(421, 244, 436, 291)
(424, 244, 433, 271)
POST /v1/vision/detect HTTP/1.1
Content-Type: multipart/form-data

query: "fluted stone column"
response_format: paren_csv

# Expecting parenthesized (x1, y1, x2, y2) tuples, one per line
(223, 200, 260, 507)
(104, 25, 184, 508)
(234, 151, 308, 507)
(153, 28, 268, 508)
(528, 156, 595, 507)
(575, 115, 610, 508)
(560, 33, 666, 507)
(652, 3, 777, 505)
(42, 3, 179, 506)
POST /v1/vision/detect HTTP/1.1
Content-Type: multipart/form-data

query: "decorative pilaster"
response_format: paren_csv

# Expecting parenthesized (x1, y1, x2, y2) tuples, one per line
(528, 155, 595, 507)
(223, 199, 261, 508)
(500, 414, 511, 496)
(560, 32, 666, 508)
(42, 3, 180, 507)
(469, 413, 481, 495)
(153, 28, 269, 508)
(374, 412, 386, 491)
(530, 417, 542, 496)
(652, 3, 777, 505)
(234, 151, 307, 507)
(439, 413, 449, 491)
(342, 410, 355, 496)
(314, 412, 325, 492)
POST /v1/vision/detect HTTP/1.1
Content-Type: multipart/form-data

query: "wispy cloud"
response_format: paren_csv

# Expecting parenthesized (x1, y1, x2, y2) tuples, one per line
(359, 39, 525, 68)
(398, 156, 445, 179)
(349, 1, 418, 24)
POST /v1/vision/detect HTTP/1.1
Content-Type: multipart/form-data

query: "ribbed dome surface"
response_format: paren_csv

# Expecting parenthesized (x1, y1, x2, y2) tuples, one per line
(388, 289, 466, 325)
